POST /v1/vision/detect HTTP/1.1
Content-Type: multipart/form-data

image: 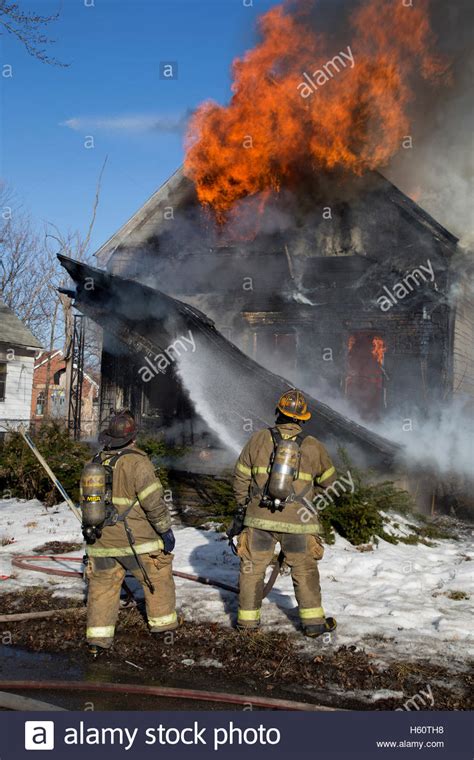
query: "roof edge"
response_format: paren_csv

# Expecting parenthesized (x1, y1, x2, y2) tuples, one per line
(94, 165, 187, 266)
(375, 171, 459, 250)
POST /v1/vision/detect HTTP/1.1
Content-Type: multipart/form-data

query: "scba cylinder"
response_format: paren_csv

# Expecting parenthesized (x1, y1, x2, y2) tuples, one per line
(80, 462, 106, 528)
(268, 439, 300, 502)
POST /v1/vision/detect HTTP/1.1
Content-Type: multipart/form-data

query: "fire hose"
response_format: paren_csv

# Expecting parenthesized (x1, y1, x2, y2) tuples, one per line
(9, 553, 281, 599)
(0, 552, 281, 624)
(0, 680, 340, 711)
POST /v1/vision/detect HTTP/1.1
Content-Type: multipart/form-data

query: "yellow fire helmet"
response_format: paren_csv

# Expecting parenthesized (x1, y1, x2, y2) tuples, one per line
(277, 389, 312, 421)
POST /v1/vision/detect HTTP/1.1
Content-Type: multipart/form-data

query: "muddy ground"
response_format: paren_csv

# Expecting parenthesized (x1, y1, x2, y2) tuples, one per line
(0, 589, 472, 711)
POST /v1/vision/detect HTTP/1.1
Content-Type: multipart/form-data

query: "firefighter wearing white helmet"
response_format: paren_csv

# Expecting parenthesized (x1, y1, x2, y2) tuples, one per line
(229, 390, 337, 637)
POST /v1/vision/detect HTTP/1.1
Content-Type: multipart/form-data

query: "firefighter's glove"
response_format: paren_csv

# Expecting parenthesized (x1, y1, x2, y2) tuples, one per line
(226, 507, 246, 540)
(160, 529, 175, 554)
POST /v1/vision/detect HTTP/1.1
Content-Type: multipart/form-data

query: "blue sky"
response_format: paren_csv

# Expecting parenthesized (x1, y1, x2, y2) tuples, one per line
(1, 0, 278, 253)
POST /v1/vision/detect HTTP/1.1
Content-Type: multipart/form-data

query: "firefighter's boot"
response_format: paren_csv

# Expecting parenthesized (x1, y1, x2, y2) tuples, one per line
(304, 617, 337, 638)
(87, 643, 112, 659)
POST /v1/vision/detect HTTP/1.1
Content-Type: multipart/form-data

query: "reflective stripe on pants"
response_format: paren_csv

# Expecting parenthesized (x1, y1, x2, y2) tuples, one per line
(149, 611, 178, 630)
(86, 538, 164, 558)
(237, 608, 261, 628)
(86, 626, 115, 639)
(299, 607, 325, 620)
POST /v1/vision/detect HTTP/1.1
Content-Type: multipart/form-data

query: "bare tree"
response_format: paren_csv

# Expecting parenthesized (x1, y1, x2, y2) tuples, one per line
(0, 1, 67, 66)
(44, 157, 108, 381)
(0, 183, 57, 345)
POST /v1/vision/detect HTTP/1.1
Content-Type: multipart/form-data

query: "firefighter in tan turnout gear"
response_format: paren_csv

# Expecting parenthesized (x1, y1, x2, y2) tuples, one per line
(229, 390, 337, 637)
(81, 411, 178, 656)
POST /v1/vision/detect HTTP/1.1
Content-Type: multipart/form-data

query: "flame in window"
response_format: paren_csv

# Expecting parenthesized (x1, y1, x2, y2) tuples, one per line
(372, 336, 386, 365)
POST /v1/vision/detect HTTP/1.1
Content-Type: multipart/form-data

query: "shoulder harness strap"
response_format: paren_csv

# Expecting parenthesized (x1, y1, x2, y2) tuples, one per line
(269, 427, 282, 460)
(98, 449, 146, 521)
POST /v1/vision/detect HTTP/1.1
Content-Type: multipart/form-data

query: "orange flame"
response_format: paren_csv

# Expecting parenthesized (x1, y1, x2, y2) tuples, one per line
(184, 0, 449, 222)
(372, 336, 386, 365)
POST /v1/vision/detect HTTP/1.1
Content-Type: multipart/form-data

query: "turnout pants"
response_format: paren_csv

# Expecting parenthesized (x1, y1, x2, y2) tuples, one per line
(86, 551, 177, 648)
(237, 527, 325, 629)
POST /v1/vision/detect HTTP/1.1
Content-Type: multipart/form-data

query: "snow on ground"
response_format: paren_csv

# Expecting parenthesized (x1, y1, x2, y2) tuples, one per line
(0, 498, 472, 665)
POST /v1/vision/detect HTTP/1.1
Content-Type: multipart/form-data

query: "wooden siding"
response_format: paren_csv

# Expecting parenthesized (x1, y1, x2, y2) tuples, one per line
(452, 282, 474, 400)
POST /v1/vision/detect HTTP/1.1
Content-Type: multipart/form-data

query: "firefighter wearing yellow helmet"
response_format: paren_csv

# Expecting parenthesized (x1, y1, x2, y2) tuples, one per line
(228, 389, 337, 637)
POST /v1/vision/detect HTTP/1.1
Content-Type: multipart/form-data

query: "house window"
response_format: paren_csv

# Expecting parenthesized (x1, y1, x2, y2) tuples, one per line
(0, 363, 6, 401)
(36, 391, 46, 416)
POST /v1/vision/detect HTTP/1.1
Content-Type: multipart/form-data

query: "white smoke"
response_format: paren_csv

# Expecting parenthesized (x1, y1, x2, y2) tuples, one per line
(305, 377, 474, 480)
(387, 0, 474, 248)
(175, 326, 473, 481)
(176, 347, 246, 456)
(379, 400, 474, 480)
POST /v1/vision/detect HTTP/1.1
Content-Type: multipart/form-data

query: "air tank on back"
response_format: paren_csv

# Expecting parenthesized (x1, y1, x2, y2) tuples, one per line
(80, 461, 107, 529)
(267, 439, 300, 503)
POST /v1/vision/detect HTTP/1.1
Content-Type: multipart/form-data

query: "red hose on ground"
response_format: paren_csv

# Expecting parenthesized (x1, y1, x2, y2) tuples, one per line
(0, 680, 340, 711)
(11, 555, 239, 594)
(11, 555, 82, 578)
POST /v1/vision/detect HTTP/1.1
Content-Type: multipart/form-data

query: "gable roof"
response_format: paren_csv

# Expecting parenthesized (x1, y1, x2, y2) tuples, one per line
(94, 166, 458, 267)
(0, 300, 42, 349)
(95, 166, 191, 266)
(34, 349, 62, 369)
(34, 348, 99, 388)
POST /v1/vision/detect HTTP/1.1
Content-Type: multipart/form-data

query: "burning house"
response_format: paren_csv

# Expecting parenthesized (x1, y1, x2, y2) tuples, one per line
(60, 0, 473, 491)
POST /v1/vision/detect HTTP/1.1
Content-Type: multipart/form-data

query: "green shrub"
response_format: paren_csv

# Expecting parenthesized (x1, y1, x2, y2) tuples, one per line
(193, 474, 236, 518)
(0, 421, 90, 506)
(317, 449, 416, 546)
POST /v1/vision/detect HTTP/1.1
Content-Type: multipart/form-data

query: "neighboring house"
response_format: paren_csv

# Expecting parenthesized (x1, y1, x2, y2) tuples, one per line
(31, 350, 100, 437)
(0, 300, 42, 438)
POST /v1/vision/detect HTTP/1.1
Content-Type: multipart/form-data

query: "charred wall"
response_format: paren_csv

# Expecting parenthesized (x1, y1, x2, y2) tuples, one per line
(99, 251, 453, 434)
(100, 332, 203, 444)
